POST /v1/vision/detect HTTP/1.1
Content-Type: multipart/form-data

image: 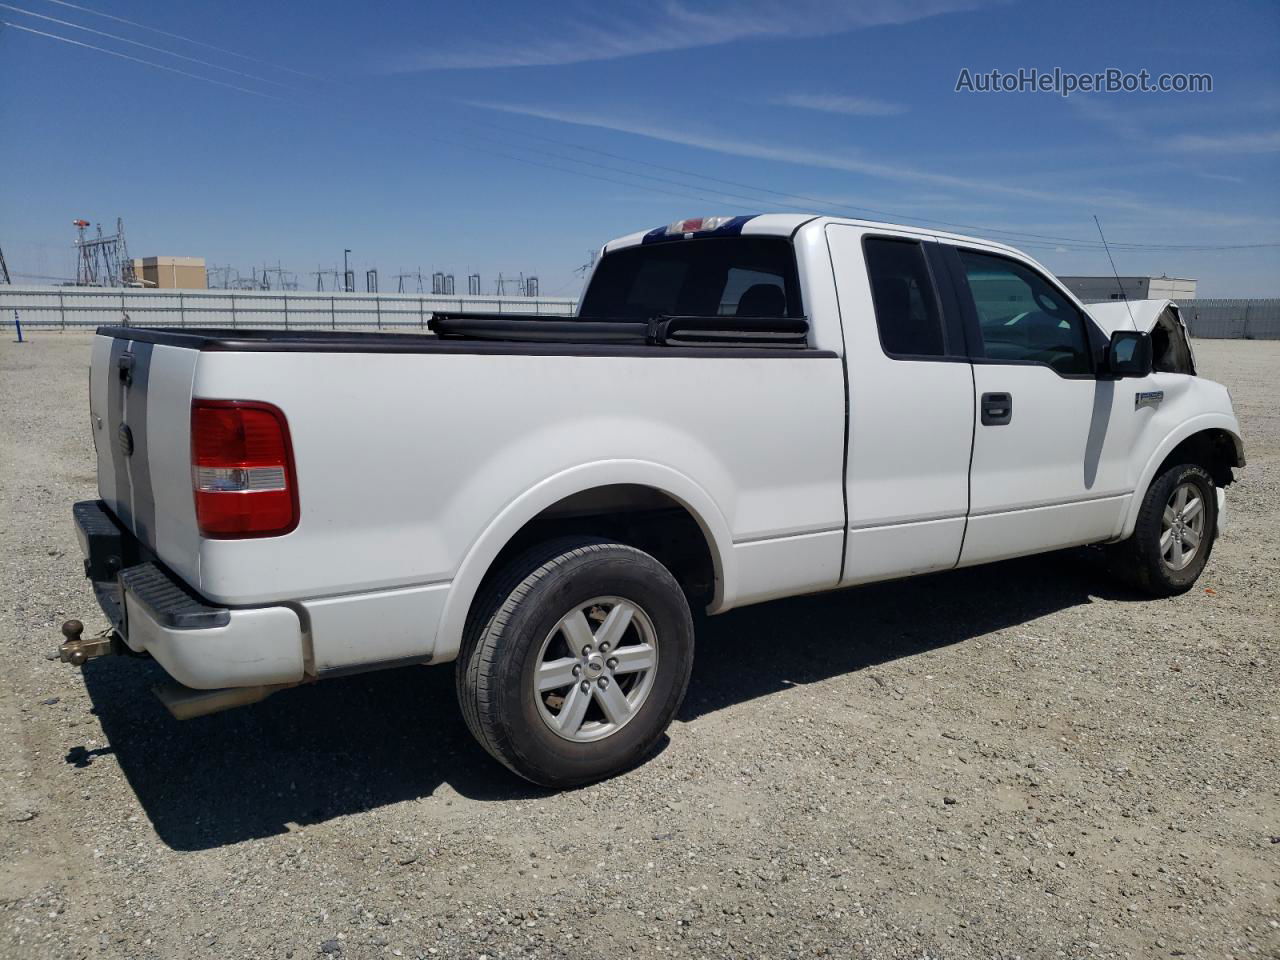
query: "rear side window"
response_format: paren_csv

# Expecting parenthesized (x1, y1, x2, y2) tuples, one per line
(956, 249, 1092, 375)
(580, 238, 802, 319)
(863, 238, 946, 358)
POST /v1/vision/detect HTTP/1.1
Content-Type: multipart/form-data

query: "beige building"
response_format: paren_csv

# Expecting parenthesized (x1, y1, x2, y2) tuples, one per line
(131, 256, 207, 289)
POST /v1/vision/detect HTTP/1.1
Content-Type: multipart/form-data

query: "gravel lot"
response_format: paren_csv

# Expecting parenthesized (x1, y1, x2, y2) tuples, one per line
(2, 333, 1276, 960)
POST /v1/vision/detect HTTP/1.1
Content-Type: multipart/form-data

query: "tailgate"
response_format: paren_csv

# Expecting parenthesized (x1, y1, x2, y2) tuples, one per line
(89, 332, 203, 587)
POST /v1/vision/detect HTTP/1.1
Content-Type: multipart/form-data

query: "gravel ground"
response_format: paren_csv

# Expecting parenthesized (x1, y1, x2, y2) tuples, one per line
(1, 333, 1276, 960)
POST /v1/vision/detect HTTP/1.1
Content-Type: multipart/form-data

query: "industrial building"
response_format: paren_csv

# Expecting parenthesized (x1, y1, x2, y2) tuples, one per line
(1057, 274, 1197, 303)
(130, 256, 207, 289)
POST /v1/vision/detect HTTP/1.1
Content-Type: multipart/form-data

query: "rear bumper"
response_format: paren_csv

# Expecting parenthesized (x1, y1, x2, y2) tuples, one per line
(73, 500, 306, 690)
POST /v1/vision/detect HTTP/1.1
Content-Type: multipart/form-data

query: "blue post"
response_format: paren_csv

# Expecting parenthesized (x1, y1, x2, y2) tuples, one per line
(13, 310, 22, 343)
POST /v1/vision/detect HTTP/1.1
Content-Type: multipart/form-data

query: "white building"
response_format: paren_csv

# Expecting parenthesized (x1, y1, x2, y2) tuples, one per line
(1057, 275, 1197, 303)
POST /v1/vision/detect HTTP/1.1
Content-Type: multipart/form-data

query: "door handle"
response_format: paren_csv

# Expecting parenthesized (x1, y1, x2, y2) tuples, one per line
(981, 392, 1012, 426)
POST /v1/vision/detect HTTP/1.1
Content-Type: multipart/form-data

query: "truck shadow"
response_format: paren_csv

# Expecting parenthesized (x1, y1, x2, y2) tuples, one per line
(79, 550, 1137, 851)
(681, 550, 1137, 721)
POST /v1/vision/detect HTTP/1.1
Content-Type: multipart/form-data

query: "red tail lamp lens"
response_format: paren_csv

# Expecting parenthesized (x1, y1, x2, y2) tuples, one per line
(191, 400, 298, 537)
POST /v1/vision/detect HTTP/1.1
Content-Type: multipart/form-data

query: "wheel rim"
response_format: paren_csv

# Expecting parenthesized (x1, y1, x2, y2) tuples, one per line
(533, 596, 659, 743)
(1160, 481, 1206, 572)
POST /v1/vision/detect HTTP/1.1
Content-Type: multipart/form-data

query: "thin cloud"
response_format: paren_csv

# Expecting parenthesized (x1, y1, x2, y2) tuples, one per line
(1170, 130, 1280, 154)
(471, 100, 1115, 205)
(1196, 171, 1246, 184)
(1072, 97, 1280, 159)
(769, 93, 907, 116)
(469, 100, 1280, 230)
(382, 0, 988, 71)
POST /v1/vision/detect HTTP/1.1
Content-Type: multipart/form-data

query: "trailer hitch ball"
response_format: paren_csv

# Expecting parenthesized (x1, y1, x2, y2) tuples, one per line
(57, 619, 117, 666)
(59, 620, 86, 665)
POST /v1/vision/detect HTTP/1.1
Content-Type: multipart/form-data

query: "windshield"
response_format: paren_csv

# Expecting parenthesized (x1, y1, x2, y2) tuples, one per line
(579, 237, 803, 320)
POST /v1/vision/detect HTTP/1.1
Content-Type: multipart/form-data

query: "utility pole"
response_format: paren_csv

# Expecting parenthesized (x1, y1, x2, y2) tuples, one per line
(343, 249, 352, 293)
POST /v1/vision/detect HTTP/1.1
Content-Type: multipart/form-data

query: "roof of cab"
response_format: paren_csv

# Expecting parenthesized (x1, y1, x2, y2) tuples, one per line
(602, 213, 1028, 261)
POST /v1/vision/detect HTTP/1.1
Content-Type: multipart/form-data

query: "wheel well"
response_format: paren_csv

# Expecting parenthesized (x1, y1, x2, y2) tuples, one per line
(1156, 429, 1243, 488)
(480, 484, 718, 609)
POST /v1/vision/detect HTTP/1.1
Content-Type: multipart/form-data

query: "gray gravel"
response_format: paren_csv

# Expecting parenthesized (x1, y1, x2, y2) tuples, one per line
(2, 333, 1277, 960)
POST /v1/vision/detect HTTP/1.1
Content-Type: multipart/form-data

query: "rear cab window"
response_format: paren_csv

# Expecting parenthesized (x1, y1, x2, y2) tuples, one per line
(862, 237, 948, 358)
(579, 238, 803, 320)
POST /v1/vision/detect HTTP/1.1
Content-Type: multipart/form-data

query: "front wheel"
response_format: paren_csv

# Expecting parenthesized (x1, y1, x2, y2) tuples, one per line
(1110, 462, 1218, 597)
(457, 537, 694, 787)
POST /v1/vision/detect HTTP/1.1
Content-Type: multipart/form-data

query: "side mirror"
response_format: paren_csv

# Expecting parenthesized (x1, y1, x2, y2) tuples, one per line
(1107, 330, 1153, 378)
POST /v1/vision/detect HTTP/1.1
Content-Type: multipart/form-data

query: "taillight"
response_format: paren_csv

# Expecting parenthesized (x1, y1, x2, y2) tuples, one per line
(191, 399, 298, 538)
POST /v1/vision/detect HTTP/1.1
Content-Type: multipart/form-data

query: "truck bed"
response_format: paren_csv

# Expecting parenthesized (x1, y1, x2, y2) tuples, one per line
(88, 323, 847, 675)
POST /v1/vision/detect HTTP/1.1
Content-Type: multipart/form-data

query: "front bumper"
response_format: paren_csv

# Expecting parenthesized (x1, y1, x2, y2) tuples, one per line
(73, 501, 306, 690)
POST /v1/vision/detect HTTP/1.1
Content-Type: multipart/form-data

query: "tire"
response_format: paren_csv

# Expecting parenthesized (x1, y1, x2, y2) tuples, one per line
(1109, 462, 1217, 597)
(456, 536, 695, 787)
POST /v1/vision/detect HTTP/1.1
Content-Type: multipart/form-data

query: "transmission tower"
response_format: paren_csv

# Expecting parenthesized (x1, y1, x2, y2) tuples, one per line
(262, 262, 296, 291)
(0, 243, 11, 284)
(73, 217, 134, 286)
(574, 250, 597, 277)
(396, 270, 424, 294)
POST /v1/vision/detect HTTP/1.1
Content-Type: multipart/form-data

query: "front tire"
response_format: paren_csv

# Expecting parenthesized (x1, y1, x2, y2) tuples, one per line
(1111, 462, 1217, 597)
(457, 537, 694, 787)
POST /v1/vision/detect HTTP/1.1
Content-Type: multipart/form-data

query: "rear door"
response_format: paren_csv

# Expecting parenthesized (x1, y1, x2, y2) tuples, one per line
(942, 246, 1134, 564)
(825, 225, 975, 584)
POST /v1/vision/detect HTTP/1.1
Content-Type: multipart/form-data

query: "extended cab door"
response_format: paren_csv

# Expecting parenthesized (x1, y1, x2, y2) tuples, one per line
(941, 245, 1135, 564)
(825, 225, 975, 584)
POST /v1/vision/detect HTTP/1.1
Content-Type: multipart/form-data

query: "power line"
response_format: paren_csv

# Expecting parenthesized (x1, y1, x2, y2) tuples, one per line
(0, 3, 294, 89)
(34, 0, 320, 80)
(1, 20, 281, 98)
(427, 133, 776, 212)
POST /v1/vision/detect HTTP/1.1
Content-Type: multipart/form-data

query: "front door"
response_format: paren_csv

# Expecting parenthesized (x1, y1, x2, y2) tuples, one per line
(946, 246, 1134, 565)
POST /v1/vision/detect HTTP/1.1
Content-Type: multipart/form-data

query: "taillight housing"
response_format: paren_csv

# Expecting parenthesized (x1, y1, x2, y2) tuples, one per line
(191, 399, 299, 538)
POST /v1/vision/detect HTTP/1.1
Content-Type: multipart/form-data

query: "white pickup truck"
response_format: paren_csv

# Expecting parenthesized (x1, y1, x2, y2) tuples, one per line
(62, 213, 1245, 787)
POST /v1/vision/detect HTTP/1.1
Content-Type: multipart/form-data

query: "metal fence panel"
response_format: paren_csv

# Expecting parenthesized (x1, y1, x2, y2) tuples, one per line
(0, 285, 580, 331)
(1180, 299, 1280, 340)
(6, 286, 1277, 340)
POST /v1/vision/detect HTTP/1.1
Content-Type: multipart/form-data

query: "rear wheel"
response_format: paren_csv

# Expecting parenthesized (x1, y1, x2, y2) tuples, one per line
(1109, 463, 1217, 596)
(457, 537, 694, 787)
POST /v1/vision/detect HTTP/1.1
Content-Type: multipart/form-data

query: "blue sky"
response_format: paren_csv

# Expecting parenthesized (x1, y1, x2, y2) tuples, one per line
(2, 0, 1278, 296)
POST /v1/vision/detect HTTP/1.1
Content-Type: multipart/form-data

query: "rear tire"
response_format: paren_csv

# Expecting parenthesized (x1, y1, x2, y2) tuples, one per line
(457, 537, 694, 788)
(1108, 462, 1217, 597)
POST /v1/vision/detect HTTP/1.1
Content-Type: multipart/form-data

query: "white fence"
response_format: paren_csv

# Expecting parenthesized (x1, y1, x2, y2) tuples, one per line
(0, 285, 580, 331)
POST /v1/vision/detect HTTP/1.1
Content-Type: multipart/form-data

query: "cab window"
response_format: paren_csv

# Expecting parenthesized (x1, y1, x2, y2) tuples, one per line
(863, 237, 946, 358)
(580, 238, 802, 320)
(956, 250, 1092, 375)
